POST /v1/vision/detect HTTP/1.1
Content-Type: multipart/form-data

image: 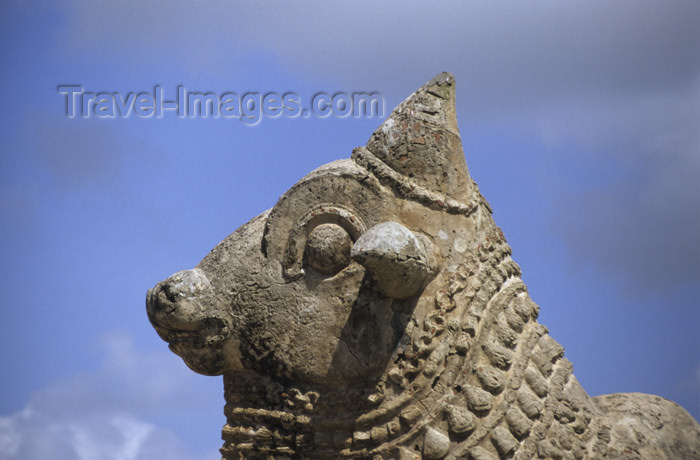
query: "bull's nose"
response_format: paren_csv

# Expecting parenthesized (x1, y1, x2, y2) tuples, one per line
(161, 268, 212, 298)
(146, 268, 238, 375)
(146, 268, 213, 329)
(146, 283, 177, 324)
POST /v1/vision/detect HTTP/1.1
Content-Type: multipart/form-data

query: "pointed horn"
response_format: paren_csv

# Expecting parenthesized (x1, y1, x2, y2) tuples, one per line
(362, 72, 472, 202)
(351, 221, 435, 299)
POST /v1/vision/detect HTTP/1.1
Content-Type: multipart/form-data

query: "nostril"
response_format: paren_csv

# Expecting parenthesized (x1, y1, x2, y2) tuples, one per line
(146, 286, 160, 315)
(146, 282, 178, 319)
(146, 268, 219, 340)
(160, 283, 178, 304)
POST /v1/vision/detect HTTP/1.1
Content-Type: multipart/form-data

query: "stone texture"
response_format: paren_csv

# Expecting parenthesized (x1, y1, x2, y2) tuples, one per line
(423, 427, 451, 459)
(146, 73, 700, 459)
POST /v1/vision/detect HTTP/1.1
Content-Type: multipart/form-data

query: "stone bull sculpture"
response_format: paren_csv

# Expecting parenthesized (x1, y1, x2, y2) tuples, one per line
(147, 73, 699, 459)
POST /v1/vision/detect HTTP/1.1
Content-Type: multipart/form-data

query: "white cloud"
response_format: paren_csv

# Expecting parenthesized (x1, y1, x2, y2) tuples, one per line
(0, 409, 213, 460)
(0, 332, 222, 460)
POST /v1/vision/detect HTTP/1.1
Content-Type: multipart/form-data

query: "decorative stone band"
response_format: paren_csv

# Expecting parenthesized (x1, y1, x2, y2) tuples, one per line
(352, 146, 492, 216)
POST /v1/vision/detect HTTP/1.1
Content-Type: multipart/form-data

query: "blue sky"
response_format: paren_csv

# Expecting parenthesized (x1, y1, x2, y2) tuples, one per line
(1, 1, 698, 458)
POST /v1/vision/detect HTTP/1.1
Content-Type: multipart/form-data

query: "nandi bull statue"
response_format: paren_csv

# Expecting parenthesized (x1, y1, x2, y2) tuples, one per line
(147, 73, 699, 459)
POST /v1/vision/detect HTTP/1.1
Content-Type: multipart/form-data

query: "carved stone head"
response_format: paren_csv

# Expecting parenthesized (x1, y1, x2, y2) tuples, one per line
(146, 73, 699, 459)
(147, 73, 488, 385)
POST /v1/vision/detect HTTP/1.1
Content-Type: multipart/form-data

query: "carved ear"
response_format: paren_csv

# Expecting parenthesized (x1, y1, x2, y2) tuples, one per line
(351, 221, 436, 299)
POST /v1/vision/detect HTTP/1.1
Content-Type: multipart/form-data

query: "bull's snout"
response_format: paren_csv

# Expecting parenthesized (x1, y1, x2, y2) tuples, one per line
(146, 268, 235, 375)
(147, 269, 213, 329)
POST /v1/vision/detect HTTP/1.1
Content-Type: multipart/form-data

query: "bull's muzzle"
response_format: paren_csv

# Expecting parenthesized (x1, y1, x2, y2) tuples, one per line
(146, 268, 234, 374)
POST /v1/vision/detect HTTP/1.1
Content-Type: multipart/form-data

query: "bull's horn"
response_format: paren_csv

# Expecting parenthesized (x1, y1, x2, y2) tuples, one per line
(361, 72, 473, 202)
(351, 221, 436, 299)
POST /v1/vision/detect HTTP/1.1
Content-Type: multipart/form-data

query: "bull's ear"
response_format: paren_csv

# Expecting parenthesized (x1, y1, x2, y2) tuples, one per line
(351, 221, 436, 299)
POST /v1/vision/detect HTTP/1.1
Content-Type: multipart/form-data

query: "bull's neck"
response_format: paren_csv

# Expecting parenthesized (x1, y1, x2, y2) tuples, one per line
(220, 229, 602, 459)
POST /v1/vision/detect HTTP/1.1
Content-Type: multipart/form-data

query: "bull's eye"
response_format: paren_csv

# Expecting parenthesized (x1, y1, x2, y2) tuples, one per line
(304, 223, 353, 276)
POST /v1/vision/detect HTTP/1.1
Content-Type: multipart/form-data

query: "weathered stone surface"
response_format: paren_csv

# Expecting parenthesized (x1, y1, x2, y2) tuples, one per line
(447, 404, 476, 435)
(146, 73, 700, 459)
(423, 427, 451, 459)
(351, 221, 436, 299)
